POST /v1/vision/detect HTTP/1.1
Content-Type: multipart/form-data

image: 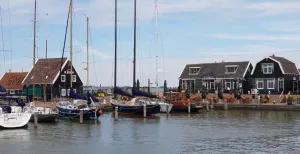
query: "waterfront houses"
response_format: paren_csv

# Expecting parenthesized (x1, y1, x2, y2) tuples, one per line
(179, 61, 253, 94)
(0, 72, 28, 95)
(251, 54, 299, 94)
(22, 58, 83, 101)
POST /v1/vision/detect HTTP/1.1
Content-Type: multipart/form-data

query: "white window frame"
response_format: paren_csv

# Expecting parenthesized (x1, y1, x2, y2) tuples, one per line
(225, 65, 238, 74)
(72, 75, 77, 82)
(225, 81, 231, 90)
(267, 79, 275, 89)
(189, 67, 201, 75)
(61, 75, 66, 82)
(262, 63, 274, 74)
(202, 80, 208, 88)
(256, 80, 264, 89)
(61, 89, 66, 96)
(10, 90, 15, 94)
(278, 78, 284, 92)
(67, 89, 70, 96)
(232, 82, 236, 89)
(210, 81, 215, 89)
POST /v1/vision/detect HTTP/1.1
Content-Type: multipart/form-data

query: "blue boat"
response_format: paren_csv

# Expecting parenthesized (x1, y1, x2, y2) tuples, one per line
(56, 90, 102, 119)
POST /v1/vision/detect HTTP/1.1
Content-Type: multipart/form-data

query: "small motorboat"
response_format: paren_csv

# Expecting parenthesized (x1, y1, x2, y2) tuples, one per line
(111, 97, 161, 116)
(0, 106, 31, 129)
(29, 102, 59, 123)
(157, 101, 173, 113)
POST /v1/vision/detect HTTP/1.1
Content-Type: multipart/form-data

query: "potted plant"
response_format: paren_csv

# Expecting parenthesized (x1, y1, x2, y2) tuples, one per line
(287, 95, 294, 105)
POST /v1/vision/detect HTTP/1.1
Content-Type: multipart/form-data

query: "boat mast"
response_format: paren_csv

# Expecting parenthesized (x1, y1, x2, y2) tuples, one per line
(86, 17, 89, 88)
(32, 0, 37, 102)
(155, 0, 158, 95)
(70, 0, 73, 88)
(114, 0, 117, 88)
(43, 40, 47, 102)
(133, 0, 137, 88)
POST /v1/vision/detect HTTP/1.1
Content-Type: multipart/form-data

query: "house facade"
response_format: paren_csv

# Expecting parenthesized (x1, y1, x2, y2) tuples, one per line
(0, 72, 28, 95)
(22, 58, 83, 101)
(179, 61, 253, 94)
(251, 55, 299, 94)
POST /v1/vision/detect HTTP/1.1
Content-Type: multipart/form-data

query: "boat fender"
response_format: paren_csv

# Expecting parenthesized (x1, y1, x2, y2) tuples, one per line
(96, 109, 103, 117)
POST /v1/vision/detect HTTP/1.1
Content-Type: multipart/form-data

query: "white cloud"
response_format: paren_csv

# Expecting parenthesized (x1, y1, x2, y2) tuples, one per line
(211, 33, 300, 41)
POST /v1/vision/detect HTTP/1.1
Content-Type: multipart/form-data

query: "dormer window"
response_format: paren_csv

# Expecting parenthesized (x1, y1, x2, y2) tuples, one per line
(262, 63, 274, 74)
(189, 67, 200, 75)
(225, 65, 238, 74)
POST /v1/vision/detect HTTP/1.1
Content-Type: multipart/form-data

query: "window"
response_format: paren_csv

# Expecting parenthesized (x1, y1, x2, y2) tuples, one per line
(67, 89, 70, 96)
(210, 82, 215, 89)
(189, 67, 200, 75)
(61, 89, 66, 96)
(278, 78, 284, 92)
(232, 82, 236, 90)
(225, 81, 231, 90)
(225, 65, 238, 74)
(257, 80, 263, 89)
(267, 79, 275, 89)
(262, 63, 274, 74)
(202, 81, 208, 88)
(10, 90, 15, 94)
(61, 75, 66, 82)
(72, 75, 77, 82)
(293, 77, 296, 81)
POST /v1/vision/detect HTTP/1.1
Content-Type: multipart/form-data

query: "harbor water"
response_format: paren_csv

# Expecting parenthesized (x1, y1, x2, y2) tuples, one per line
(1, 110, 300, 154)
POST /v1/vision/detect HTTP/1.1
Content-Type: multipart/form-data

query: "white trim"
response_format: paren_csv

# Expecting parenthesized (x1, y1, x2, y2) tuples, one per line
(72, 75, 77, 82)
(21, 65, 34, 85)
(225, 81, 231, 89)
(278, 77, 284, 92)
(256, 80, 264, 89)
(179, 64, 187, 79)
(242, 62, 251, 77)
(52, 59, 69, 84)
(268, 57, 285, 74)
(0, 73, 5, 81)
(267, 79, 275, 89)
(261, 63, 274, 74)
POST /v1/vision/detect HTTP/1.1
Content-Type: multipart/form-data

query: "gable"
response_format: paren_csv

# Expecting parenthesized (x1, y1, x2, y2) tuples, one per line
(22, 58, 68, 85)
(53, 60, 83, 86)
(0, 72, 28, 89)
(251, 57, 283, 77)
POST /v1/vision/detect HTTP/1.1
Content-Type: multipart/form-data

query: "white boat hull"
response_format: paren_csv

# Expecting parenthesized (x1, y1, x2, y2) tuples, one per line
(0, 107, 31, 129)
(159, 103, 173, 113)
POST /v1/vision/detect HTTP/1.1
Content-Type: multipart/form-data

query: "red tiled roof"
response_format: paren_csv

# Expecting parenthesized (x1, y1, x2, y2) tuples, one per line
(22, 58, 68, 85)
(0, 72, 28, 89)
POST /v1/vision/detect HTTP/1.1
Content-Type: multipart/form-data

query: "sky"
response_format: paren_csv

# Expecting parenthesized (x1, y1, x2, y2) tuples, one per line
(0, 0, 300, 87)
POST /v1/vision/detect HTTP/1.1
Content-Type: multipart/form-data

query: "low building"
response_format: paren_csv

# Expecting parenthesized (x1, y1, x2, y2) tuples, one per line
(22, 58, 83, 101)
(0, 72, 28, 95)
(179, 61, 253, 94)
(251, 54, 299, 94)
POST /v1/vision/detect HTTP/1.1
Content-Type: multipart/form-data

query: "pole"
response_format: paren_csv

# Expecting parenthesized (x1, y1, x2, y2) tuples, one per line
(32, 0, 37, 103)
(133, 0, 136, 88)
(46, 40, 48, 58)
(155, 0, 158, 95)
(114, 0, 117, 88)
(70, 0, 73, 88)
(86, 17, 89, 87)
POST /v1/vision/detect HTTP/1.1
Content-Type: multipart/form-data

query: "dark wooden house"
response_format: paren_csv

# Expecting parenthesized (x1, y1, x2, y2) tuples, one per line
(179, 61, 253, 94)
(22, 58, 83, 101)
(251, 55, 299, 94)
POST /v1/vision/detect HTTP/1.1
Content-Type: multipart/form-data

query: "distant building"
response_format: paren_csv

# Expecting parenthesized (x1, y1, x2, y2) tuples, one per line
(179, 61, 253, 94)
(22, 58, 83, 101)
(251, 55, 299, 94)
(0, 72, 28, 95)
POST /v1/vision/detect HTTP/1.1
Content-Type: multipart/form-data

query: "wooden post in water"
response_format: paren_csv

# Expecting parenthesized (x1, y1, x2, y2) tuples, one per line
(224, 100, 228, 110)
(206, 100, 209, 111)
(188, 101, 191, 113)
(143, 104, 146, 118)
(34, 112, 38, 128)
(114, 106, 118, 121)
(166, 104, 169, 116)
(79, 110, 83, 124)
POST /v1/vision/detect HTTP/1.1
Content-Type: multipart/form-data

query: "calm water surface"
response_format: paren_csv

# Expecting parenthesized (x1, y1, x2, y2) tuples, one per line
(0, 110, 300, 154)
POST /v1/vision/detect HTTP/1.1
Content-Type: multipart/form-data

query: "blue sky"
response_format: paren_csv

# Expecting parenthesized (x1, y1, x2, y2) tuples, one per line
(1, 0, 300, 87)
